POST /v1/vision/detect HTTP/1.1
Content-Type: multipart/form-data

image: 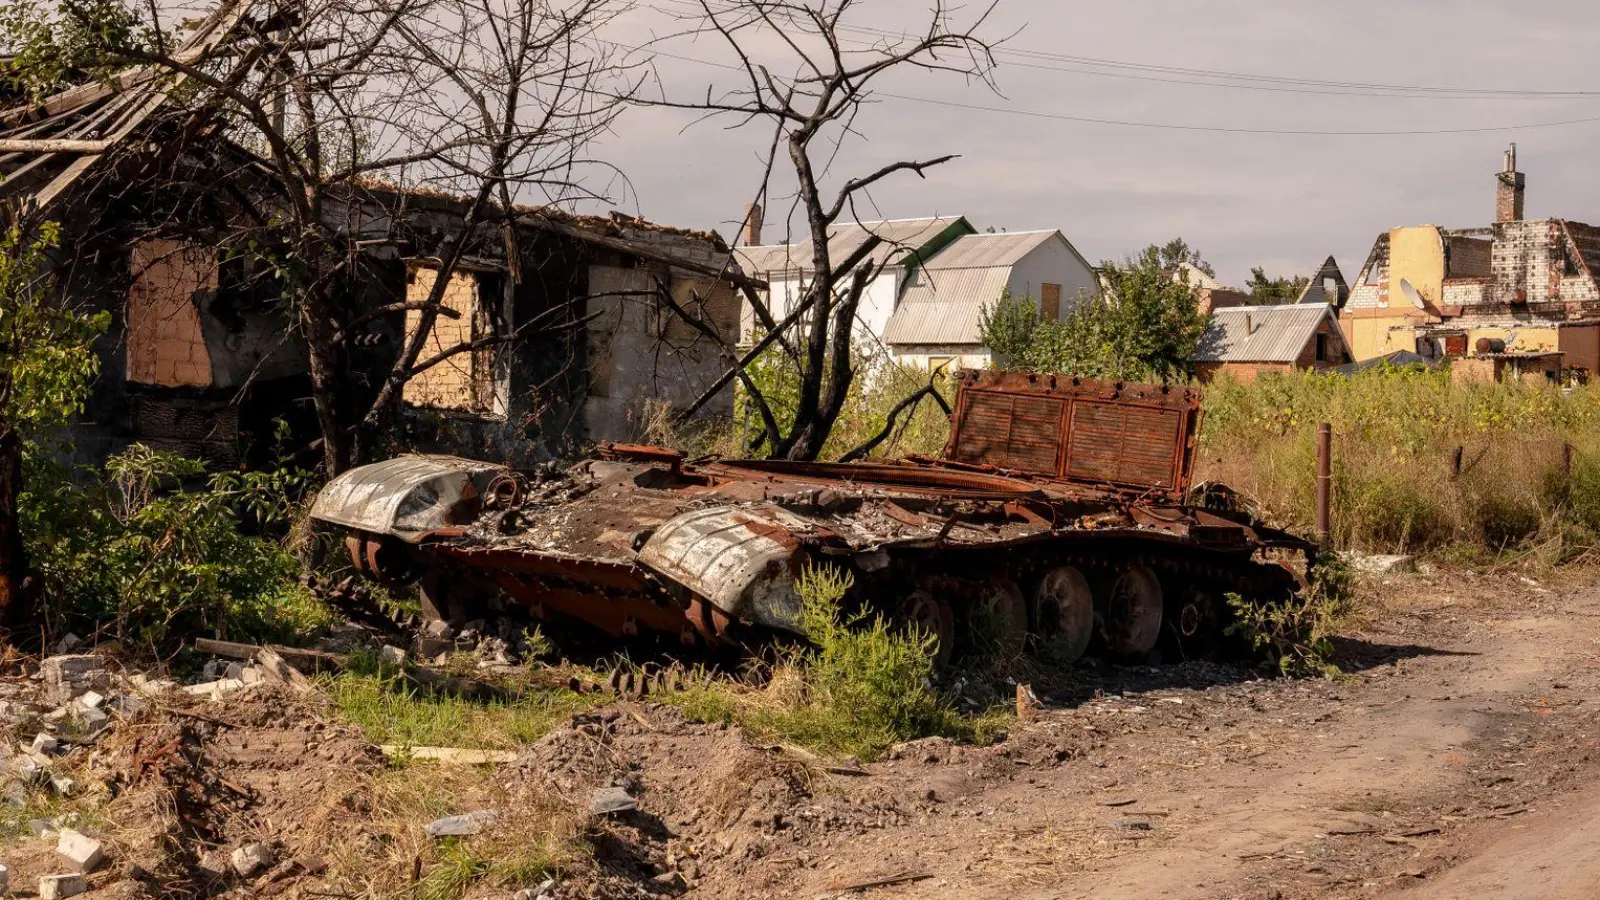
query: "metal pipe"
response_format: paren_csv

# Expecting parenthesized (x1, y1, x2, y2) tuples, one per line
(1315, 423, 1332, 548)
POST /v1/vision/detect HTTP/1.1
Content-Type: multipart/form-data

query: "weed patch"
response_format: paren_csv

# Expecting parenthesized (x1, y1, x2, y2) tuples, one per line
(326, 653, 604, 751)
(1226, 553, 1355, 678)
(660, 566, 1005, 760)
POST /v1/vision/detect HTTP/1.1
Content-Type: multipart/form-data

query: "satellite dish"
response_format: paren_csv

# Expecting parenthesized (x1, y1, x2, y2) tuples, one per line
(1399, 278, 1428, 310)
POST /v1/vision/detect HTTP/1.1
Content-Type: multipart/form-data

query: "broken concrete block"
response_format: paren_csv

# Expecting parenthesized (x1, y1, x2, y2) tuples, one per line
(413, 636, 452, 660)
(230, 842, 274, 877)
(56, 828, 103, 873)
(240, 666, 264, 685)
(50, 775, 74, 797)
(76, 691, 104, 710)
(424, 810, 498, 837)
(76, 707, 109, 734)
(588, 786, 638, 815)
(1344, 552, 1417, 576)
(10, 755, 44, 783)
(39, 873, 86, 899)
(30, 733, 58, 755)
(182, 678, 248, 699)
(53, 633, 82, 654)
(423, 619, 455, 639)
(224, 662, 245, 682)
(379, 645, 408, 667)
(41, 656, 108, 706)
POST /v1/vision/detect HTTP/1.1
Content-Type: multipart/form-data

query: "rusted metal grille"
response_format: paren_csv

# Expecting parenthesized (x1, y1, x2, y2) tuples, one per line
(951, 390, 1064, 474)
(1064, 402, 1183, 489)
(943, 370, 1201, 499)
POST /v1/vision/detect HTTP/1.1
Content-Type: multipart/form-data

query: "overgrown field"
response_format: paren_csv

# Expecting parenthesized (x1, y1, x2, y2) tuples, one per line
(1199, 367, 1600, 562)
(707, 361, 1600, 563)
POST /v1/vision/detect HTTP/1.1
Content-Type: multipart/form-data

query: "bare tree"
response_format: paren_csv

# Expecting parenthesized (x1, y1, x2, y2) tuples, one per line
(11, 0, 637, 472)
(657, 0, 999, 460)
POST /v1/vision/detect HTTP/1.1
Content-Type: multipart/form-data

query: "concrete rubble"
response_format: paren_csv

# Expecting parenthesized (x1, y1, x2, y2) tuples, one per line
(39, 873, 86, 899)
(41, 656, 109, 706)
(424, 810, 499, 838)
(231, 842, 274, 877)
(589, 786, 639, 815)
(56, 828, 104, 873)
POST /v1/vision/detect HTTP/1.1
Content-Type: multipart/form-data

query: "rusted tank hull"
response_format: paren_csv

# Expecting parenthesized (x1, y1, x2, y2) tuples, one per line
(308, 373, 1315, 663)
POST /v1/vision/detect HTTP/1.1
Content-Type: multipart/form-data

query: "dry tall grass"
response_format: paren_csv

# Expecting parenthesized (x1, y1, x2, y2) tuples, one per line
(1199, 367, 1600, 560)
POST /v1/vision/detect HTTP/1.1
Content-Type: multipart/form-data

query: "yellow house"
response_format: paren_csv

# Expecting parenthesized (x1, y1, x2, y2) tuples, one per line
(1339, 150, 1600, 372)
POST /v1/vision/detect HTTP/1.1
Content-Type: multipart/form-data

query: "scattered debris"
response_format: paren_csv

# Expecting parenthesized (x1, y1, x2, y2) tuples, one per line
(231, 842, 274, 877)
(39, 873, 85, 900)
(588, 786, 638, 815)
(379, 645, 408, 666)
(425, 810, 499, 838)
(55, 829, 103, 873)
(378, 745, 518, 765)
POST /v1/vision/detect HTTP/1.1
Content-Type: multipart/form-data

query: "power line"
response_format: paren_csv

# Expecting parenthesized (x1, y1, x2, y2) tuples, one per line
(630, 41, 1600, 136)
(637, 0, 1600, 101)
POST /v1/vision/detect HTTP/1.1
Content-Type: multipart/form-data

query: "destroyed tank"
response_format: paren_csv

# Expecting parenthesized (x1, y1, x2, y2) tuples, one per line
(309, 370, 1316, 666)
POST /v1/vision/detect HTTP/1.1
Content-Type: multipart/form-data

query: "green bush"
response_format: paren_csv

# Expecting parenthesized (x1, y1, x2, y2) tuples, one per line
(22, 443, 327, 651)
(769, 565, 958, 758)
(1225, 553, 1353, 679)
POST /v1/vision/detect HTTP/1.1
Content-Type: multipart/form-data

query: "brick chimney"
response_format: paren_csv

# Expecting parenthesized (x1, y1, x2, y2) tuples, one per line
(739, 203, 763, 246)
(1496, 144, 1525, 223)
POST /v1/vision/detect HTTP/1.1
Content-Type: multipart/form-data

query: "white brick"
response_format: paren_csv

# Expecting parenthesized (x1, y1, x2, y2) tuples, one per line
(55, 829, 102, 873)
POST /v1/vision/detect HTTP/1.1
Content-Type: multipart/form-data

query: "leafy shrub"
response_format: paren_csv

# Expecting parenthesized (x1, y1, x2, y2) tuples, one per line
(22, 443, 327, 650)
(769, 565, 958, 757)
(1225, 553, 1353, 679)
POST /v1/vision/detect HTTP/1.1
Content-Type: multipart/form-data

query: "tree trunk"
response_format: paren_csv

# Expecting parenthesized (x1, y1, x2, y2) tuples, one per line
(300, 293, 352, 475)
(0, 427, 33, 630)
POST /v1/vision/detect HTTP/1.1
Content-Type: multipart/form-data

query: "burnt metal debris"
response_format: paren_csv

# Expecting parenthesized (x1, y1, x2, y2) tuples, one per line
(311, 370, 1316, 665)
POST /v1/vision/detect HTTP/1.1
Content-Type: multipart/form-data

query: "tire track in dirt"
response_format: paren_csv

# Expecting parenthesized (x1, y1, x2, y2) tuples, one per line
(772, 578, 1600, 900)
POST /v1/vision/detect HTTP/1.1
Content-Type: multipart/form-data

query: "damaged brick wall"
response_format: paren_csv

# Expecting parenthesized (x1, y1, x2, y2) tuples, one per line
(403, 266, 495, 414)
(125, 240, 214, 388)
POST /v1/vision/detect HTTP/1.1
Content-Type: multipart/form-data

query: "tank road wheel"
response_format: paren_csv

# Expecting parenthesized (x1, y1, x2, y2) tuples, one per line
(973, 577, 1029, 653)
(1032, 566, 1094, 662)
(1100, 564, 1164, 657)
(895, 589, 955, 671)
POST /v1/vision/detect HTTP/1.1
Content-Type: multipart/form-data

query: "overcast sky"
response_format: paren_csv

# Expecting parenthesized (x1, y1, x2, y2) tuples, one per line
(584, 0, 1600, 287)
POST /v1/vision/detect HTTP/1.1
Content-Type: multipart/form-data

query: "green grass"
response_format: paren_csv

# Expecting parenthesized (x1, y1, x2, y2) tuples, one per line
(324, 658, 603, 751)
(655, 566, 1012, 761)
(1198, 366, 1600, 561)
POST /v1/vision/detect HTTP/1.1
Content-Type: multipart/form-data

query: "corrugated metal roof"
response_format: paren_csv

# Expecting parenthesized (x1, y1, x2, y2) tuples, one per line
(882, 267, 1013, 345)
(732, 243, 803, 276)
(917, 231, 1059, 270)
(731, 216, 969, 277)
(1192, 304, 1335, 363)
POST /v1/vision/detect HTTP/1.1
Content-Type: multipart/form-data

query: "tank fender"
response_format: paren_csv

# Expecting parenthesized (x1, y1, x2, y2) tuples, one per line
(309, 455, 510, 541)
(636, 505, 813, 633)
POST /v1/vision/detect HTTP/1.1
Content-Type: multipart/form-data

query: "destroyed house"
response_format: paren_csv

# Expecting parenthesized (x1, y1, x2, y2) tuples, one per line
(0, 5, 744, 468)
(1341, 147, 1600, 372)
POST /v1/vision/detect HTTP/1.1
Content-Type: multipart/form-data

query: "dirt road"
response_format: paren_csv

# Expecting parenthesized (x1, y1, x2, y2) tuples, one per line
(595, 569, 1600, 900)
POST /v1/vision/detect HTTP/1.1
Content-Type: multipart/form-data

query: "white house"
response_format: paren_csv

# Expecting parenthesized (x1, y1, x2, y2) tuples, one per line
(883, 230, 1098, 370)
(733, 214, 1098, 370)
(732, 215, 972, 358)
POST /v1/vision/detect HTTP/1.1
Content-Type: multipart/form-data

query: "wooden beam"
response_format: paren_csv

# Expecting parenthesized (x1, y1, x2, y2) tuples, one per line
(0, 138, 112, 153)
